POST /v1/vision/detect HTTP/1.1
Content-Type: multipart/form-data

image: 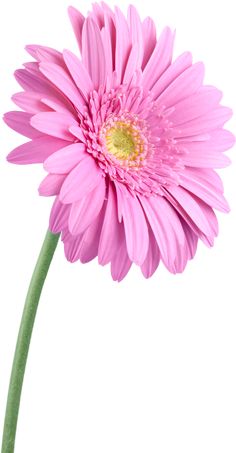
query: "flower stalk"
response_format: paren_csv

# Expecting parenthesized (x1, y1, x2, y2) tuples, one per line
(1, 230, 60, 453)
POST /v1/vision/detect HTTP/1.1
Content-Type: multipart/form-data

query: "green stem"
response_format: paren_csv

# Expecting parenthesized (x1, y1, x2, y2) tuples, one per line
(1, 230, 60, 453)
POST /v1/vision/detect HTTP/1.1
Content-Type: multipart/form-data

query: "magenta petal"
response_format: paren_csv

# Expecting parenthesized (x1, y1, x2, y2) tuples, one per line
(38, 174, 66, 196)
(79, 205, 106, 263)
(49, 197, 71, 233)
(44, 143, 86, 174)
(60, 155, 103, 203)
(69, 178, 106, 235)
(115, 183, 149, 266)
(4, 111, 42, 139)
(31, 112, 77, 141)
(7, 136, 69, 164)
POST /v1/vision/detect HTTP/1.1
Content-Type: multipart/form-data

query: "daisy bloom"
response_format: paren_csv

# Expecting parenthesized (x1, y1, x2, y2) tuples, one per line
(2, 4, 235, 453)
(4, 3, 235, 281)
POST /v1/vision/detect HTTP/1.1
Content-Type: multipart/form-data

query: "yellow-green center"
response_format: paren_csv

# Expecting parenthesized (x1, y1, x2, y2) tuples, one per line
(105, 122, 141, 161)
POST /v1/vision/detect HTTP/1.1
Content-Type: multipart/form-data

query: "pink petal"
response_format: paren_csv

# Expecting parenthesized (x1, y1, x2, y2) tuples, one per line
(49, 197, 71, 233)
(79, 205, 106, 263)
(63, 49, 93, 100)
(31, 112, 77, 141)
(114, 6, 131, 83)
(174, 106, 233, 136)
(169, 86, 222, 125)
(38, 174, 66, 196)
(115, 183, 149, 266)
(156, 62, 205, 108)
(98, 181, 120, 265)
(60, 155, 103, 203)
(141, 227, 160, 278)
(82, 18, 106, 90)
(177, 129, 235, 152)
(4, 111, 42, 139)
(123, 43, 140, 85)
(39, 62, 85, 111)
(69, 178, 106, 235)
(64, 232, 83, 263)
(7, 136, 69, 164)
(181, 220, 198, 259)
(25, 44, 65, 66)
(181, 149, 231, 168)
(69, 125, 86, 143)
(110, 224, 132, 282)
(101, 13, 115, 80)
(15, 68, 56, 96)
(166, 185, 215, 237)
(128, 5, 143, 68)
(44, 143, 86, 173)
(140, 195, 186, 272)
(142, 17, 156, 69)
(68, 6, 85, 53)
(152, 51, 192, 100)
(143, 27, 175, 90)
(12, 91, 50, 113)
(179, 169, 230, 212)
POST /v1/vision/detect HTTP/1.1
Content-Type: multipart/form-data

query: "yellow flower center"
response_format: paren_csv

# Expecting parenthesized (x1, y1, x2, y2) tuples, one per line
(105, 122, 143, 161)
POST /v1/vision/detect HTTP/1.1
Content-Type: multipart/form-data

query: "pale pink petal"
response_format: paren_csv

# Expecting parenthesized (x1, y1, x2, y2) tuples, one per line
(181, 220, 198, 259)
(156, 62, 204, 107)
(174, 106, 233, 136)
(181, 149, 231, 168)
(140, 195, 187, 273)
(177, 129, 235, 152)
(143, 27, 175, 90)
(4, 111, 42, 139)
(12, 91, 50, 113)
(60, 155, 103, 203)
(114, 6, 131, 83)
(38, 174, 66, 196)
(7, 136, 68, 164)
(63, 49, 93, 100)
(98, 181, 120, 265)
(39, 62, 85, 111)
(79, 205, 106, 263)
(69, 178, 106, 235)
(179, 168, 230, 212)
(31, 112, 77, 141)
(169, 86, 222, 125)
(68, 6, 85, 53)
(111, 225, 132, 282)
(123, 43, 140, 86)
(25, 44, 64, 66)
(128, 5, 143, 67)
(166, 185, 216, 237)
(64, 232, 83, 262)
(115, 183, 149, 265)
(82, 18, 106, 90)
(49, 197, 71, 233)
(44, 143, 86, 173)
(141, 227, 160, 278)
(152, 51, 192, 100)
(142, 17, 156, 69)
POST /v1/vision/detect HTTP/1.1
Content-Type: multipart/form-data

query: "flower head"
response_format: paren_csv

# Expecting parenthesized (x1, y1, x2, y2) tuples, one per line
(4, 3, 235, 280)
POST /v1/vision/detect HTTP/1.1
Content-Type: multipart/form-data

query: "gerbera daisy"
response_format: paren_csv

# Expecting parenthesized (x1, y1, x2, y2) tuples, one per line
(4, 2, 234, 281)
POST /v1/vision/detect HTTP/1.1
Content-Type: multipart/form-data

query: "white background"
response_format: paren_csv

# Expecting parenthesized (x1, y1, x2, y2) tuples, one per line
(0, 0, 236, 452)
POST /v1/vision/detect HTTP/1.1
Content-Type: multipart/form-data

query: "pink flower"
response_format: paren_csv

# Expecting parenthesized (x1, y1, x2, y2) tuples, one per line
(4, 3, 235, 281)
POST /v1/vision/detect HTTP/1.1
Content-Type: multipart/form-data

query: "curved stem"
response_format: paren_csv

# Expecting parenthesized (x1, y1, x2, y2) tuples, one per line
(1, 230, 60, 453)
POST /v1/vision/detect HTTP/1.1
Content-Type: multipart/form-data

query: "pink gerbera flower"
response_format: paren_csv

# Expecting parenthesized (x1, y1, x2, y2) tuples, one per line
(4, 3, 235, 281)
